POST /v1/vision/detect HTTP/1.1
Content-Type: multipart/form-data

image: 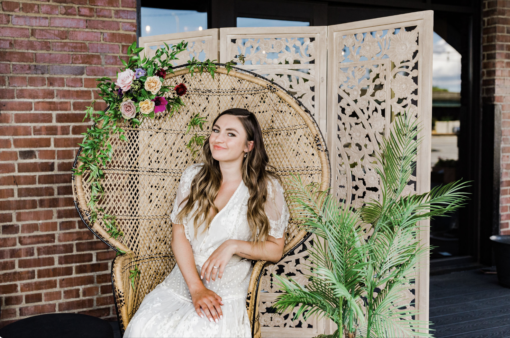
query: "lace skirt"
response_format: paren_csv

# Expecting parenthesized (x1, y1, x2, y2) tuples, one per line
(124, 257, 253, 338)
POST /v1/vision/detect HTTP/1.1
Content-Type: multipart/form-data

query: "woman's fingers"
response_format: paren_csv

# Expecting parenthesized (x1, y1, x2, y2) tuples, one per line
(195, 305, 205, 319)
(203, 299, 220, 322)
(217, 263, 225, 280)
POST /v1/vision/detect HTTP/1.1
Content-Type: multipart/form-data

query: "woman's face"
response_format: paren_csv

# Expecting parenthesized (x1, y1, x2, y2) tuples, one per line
(209, 114, 253, 162)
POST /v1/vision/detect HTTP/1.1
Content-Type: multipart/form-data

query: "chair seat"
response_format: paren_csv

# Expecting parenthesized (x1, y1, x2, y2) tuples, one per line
(0, 313, 114, 338)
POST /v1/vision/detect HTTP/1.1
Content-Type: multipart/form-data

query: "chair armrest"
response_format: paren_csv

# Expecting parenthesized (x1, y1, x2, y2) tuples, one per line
(111, 253, 178, 335)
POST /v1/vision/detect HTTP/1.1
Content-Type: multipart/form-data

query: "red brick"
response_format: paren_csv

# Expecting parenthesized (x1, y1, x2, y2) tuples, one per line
(21, 223, 39, 233)
(96, 273, 111, 284)
(71, 125, 88, 134)
(103, 32, 134, 43)
(38, 197, 74, 208)
(0, 51, 34, 63)
(12, 15, 49, 27)
(0, 112, 12, 123)
(48, 77, 65, 87)
(2, 224, 19, 235)
(21, 3, 39, 13)
(121, 22, 136, 32)
(9, 76, 27, 87)
(50, 17, 86, 28)
(19, 257, 55, 269)
(50, 65, 85, 75)
(59, 221, 76, 232)
(19, 304, 56, 316)
(0, 151, 17, 161)
(0, 163, 15, 173)
(0, 247, 34, 259)
(3, 27, 30, 38)
(13, 138, 52, 148)
(25, 293, 43, 303)
(1, 308, 17, 320)
(96, 295, 114, 306)
(35, 53, 72, 64)
(56, 89, 91, 100)
(0, 88, 15, 99)
(0, 13, 10, 24)
(64, 288, 80, 299)
(18, 187, 54, 197)
(16, 210, 55, 223)
(14, 113, 52, 123)
(18, 162, 55, 174)
(0, 126, 30, 136)
(0, 284, 18, 294)
(96, 8, 111, 17)
(5, 295, 23, 305)
(87, 20, 119, 31)
(82, 286, 99, 297)
(32, 29, 67, 40)
(0, 270, 35, 283)
(0, 260, 15, 271)
(100, 284, 112, 294)
(28, 76, 47, 87)
(58, 230, 94, 242)
(60, 275, 94, 288)
(0, 39, 12, 49)
(59, 298, 94, 311)
(0, 237, 16, 247)
(2, 1, 20, 11)
(34, 101, 69, 111)
(76, 262, 108, 274)
(52, 42, 87, 52)
(19, 234, 55, 245)
(53, 0, 87, 4)
(37, 266, 73, 278)
(114, 10, 135, 20)
(68, 30, 100, 41)
(37, 244, 73, 256)
(0, 63, 11, 74)
(90, 0, 119, 5)
(121, 0, 135, 7)
(65, 77, 83, 87)
(78, 7, 94, 17)
(38, 174, 70, 184)
(20, 279, 57, 292)
(76, 241, 109, 251)
(41, 4, 58, 14)
(0, 139, 12, 149)
(86, 66, 117, 77)
(60, 5, 76, 15)
(72, 54, 102, 65)
(57, 149, 75, 159)
(44, 291, 62, 302)
(17, 88, 54, 99)
(53, 136, 83, 148)
(38, 149, 55, 160)
(34, 125, 70, 136)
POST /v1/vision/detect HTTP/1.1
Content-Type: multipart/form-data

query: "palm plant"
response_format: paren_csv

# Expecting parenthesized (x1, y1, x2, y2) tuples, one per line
(272, 112, 469, 338)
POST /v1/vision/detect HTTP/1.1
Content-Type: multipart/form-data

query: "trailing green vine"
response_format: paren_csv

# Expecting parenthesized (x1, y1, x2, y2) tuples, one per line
(72, 40, 237, 289)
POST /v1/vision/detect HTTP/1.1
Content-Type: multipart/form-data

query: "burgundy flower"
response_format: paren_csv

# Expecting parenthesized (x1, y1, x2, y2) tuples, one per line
(174, 83, 187, 96)
(155, 68, 166, 78)
(152, 96, 168, 114)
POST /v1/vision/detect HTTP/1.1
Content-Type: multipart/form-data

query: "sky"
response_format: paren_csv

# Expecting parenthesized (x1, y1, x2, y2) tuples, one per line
(140, 9, 461, 93)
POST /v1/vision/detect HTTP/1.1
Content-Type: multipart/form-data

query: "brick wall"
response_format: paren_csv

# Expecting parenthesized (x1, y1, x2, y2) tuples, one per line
(482, 0, 510, 236)
(0, 0, 136, 327)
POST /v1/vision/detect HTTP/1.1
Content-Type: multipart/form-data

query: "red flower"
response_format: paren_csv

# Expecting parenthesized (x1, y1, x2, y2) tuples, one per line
(155, 68, 166, 78)
(174, 83, 187, 96)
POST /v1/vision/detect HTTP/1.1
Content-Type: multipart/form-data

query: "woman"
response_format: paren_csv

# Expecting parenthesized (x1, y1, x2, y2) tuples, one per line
(124, 108, 290, 337)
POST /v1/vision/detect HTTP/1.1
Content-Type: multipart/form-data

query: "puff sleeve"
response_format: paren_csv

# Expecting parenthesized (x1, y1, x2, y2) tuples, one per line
(266, 177, 290, 239)
(170, 163, 202, 241)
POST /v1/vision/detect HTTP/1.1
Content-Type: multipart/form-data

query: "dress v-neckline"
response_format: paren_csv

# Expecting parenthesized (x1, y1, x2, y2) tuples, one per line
(211, 179, 244, 224)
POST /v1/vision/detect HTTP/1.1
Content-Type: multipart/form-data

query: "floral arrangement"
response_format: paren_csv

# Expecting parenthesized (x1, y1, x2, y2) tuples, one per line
(72, 41, 235, 288)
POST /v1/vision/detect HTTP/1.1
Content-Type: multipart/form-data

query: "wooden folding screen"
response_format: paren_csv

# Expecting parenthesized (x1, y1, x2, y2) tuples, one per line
(139, 10, 433, 337)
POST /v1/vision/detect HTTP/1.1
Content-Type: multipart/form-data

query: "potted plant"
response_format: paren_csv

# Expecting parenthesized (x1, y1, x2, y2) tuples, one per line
(271, 112, 469, 338)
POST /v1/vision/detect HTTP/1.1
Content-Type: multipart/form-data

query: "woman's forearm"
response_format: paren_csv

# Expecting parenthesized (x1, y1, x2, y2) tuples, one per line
(171, 224, 204, 292)
(229, 238, 283, 263)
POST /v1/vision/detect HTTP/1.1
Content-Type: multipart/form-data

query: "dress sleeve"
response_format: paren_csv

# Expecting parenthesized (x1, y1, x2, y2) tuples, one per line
(170, 163, 202, 241)
(266, 177, 290, 239)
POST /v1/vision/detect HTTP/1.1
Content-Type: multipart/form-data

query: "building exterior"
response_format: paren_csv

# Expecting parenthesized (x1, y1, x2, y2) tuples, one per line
(0, 0, 507, 331)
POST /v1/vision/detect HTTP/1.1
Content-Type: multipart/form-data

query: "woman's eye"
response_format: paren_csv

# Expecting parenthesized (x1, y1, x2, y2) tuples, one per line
(228, 133, 235, 137)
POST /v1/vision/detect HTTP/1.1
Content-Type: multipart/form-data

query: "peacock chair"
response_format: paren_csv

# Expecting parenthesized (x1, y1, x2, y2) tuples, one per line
(72, 64, 330, 337)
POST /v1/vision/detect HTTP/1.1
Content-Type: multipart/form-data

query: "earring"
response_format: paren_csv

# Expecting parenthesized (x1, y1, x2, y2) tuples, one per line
(244, 152, 247, 158)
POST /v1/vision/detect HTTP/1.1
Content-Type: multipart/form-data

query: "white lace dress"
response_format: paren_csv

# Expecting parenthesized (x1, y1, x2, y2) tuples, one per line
(124, 163, 290, 338)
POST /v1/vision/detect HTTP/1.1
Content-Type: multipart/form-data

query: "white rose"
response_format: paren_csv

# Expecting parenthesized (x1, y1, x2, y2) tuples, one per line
(116, 69, 135, 92)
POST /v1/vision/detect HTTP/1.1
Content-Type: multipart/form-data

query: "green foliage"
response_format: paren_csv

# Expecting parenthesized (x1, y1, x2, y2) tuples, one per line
(71, 40, 238, 289)
(272, 112, 470, 338)
(129, 264, 141, 291)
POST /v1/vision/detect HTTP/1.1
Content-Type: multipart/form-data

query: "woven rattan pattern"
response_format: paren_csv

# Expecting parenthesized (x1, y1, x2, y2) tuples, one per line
(72, 65, 330, 336)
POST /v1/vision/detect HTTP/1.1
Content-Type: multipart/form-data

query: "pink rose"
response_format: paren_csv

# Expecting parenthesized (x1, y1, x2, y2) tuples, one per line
(116, 69, 135, 92)
(120, 99, 136, 119)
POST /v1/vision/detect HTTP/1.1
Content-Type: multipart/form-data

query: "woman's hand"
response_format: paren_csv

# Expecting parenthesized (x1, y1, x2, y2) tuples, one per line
(189, 284, 224, 323)
(201, 239, 237, 282)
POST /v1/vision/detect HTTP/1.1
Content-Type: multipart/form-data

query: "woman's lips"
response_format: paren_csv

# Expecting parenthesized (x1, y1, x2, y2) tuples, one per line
(213, 145, 225, 150)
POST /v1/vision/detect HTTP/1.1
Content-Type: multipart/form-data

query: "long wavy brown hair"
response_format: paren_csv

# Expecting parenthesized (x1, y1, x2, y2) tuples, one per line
(173, 108, 282, 244)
